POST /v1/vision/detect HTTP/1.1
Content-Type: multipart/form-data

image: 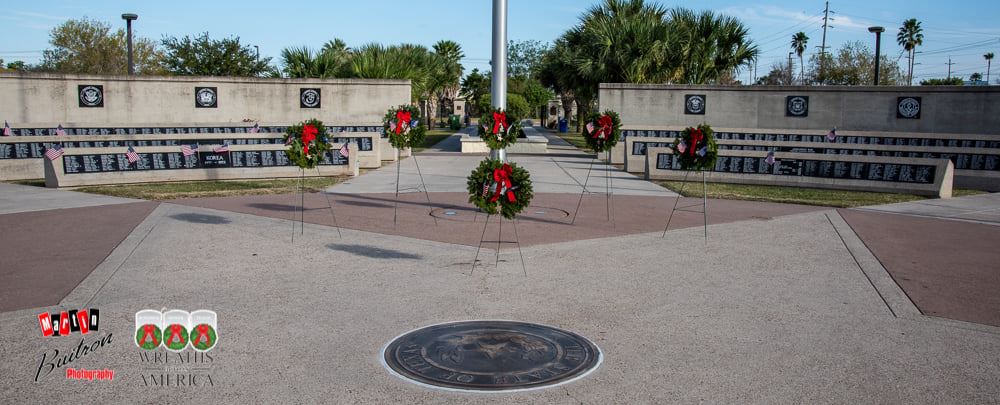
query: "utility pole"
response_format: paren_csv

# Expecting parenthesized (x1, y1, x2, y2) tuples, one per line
(819, 1, 831, 84)
(946, 57, 955, 80)
(788, 52, 794, 85)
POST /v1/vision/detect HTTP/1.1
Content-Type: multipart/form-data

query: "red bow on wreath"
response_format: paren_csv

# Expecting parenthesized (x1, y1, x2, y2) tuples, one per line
(492, 111, 508, 135)
(394, 110, 411, 135)
(302, 124, 318, 155)
(139, 324, 159, 346)
(166, 324, 185, 345)
(688, 128, 703, 157)
(592, 115, 614, 139)
(193, 324, 212, 346)
(490, 163, 516, 203)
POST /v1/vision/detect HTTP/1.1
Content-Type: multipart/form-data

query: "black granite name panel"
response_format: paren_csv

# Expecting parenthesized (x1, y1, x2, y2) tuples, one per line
(655, 153, 938, 184)
(62, 149, 347, 174)
(7, 125, 384, 137)
(2, 133, 376, 159)
(624, 130, 1000, 149)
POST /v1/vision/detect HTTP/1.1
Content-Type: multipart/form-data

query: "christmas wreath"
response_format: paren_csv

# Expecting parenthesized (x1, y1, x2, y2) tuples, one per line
(284, 119, 331, 169)
(671, 124, 718, 171)
(383, 105, 426, 149)
(583, 110, 622, 153)
(478, 108, 522, 150)
(467, 159, 533, 219)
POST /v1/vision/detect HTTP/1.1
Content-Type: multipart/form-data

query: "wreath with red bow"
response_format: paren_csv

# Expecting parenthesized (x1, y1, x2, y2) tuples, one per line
(284, 118, 331, 169)
(383, 105, 426, 149)
(671, 124, 718, 171)
(467, 159, 533, 219)
(478, 108, 522, 150)
(583, 111, 622, 153)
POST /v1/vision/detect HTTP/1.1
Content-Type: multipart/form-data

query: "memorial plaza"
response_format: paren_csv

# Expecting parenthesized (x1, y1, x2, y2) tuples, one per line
(2, 0, 1000, 402)
(1, 131, 999, 402)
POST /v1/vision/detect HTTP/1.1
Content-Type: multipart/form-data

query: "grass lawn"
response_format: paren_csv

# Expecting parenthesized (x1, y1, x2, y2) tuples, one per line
(655, 180, 987, 208)
(555, 130, 590, 150)
(412, 129, 458, 152)
(64, 177, 346, 200)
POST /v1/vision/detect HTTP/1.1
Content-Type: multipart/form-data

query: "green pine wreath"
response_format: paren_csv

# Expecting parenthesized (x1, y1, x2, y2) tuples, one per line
(478, 108, 522, 150)
(671, 124, 718, 171)
(383, 105, 426, 149)
(467, 159, 533, 219)
(583, 110, 622, 153)
(284, 118, 331, 169)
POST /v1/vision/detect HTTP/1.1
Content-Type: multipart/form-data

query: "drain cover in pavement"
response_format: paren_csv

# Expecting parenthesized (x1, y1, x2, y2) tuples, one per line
(382, 320, 601, 392)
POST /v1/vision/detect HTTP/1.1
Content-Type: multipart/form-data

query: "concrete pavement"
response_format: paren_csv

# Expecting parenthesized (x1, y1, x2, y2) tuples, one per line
(1, 135, 999, 402)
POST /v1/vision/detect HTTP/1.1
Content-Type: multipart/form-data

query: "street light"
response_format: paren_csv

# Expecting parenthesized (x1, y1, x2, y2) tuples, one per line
(868, 26, 885, 86)
(121, 13, 138, 76)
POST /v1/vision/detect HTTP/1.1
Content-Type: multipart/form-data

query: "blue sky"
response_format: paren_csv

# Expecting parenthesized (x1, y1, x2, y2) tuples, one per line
(1, 0, 997, 82)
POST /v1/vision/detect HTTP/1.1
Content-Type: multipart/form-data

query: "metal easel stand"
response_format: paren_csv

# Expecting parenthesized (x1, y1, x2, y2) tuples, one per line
(470, 214, 528, 277)
(570, 154, 596, 225)
(315, 167, 343, 238)
(661, 169, 709, 242)
(291, 168, 305, 242)
(393, 148, 438, 227)
(570, 150, 614, 225)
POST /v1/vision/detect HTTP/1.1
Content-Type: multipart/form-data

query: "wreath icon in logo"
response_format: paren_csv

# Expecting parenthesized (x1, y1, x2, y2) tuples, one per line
(897, 97, 921, 119)
(79, 86, 103, 107)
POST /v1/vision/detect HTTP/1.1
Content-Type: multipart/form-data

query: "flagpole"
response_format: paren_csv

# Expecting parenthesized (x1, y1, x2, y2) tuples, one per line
(491, 0, 508, 163)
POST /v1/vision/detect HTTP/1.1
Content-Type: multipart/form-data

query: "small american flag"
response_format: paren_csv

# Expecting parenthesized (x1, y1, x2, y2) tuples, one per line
(826, 128, 837, 142)
(2, 121, 11, 136)
(55, 124, 66, 136)
(213, 143, 229, 153)
(126, 146, 140, 164)
(181, 144, 198, 156)
(249, 123, 260, 133)
(44, 144, 64, 161)
(338, 143, 349, 157)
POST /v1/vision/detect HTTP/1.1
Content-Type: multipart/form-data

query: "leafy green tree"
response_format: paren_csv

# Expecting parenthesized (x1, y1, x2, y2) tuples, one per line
(161, 33, 273, 77)
(508, 40, 549, 78)
(920, 77, 964, 85)
(791, 32, 809, 84)
(40, 18, 162, 75)
(807, 41, 905, 85)
(754, 61, 795, 85)
(897, 18, 924, 85)
(505, 93, 530, 118)
(970, 72, 983, 82)
(6, 60, 29, 71)
(461, 68, 491, 117)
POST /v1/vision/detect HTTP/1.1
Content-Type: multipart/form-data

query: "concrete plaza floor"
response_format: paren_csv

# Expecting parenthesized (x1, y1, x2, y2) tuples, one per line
(1, 136, 999, 403)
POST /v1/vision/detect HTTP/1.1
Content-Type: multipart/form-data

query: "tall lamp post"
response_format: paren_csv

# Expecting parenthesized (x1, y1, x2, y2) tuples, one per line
(121, 13, 138, 76)
(491, 0, 508, 162)
(868, 26, 885, 86)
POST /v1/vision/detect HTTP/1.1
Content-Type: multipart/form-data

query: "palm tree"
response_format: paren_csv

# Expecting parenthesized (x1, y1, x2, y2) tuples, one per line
(897, 18, 924, 86)
(791, 32, 809, 84)
(668, 8, 759, 84)
(432, 40, 465, 124)
(985, 52, 994, 84)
